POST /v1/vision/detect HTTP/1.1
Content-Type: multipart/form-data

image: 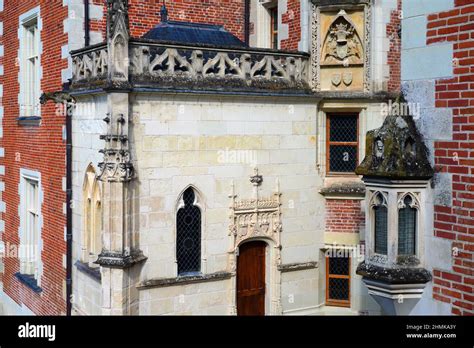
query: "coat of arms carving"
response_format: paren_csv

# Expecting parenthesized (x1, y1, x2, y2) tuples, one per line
(321, 10, 363, 66)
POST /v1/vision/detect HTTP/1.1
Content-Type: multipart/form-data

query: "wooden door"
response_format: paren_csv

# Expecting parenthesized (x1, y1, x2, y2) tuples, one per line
(237, 241, 266, 316)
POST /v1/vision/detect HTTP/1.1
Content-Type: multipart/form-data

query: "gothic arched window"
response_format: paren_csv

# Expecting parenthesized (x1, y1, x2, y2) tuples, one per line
(372, 193, 388, 255)
(83, 165, 102, 266)
(176, 187, 201, 275)
(398, 195, 417, 255)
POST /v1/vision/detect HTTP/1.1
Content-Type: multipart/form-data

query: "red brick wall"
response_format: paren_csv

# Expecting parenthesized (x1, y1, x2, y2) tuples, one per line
(91, 0, 245, 42)
(325, 199, 365, 234)
(427, 0, 474, 315)
(281, 0, 301, 51)
(1, 1, 67, 315)
(387, 0, 402, 92)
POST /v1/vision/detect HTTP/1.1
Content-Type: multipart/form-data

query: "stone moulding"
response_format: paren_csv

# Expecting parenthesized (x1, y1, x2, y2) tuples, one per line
(356, 261, 432, 285)
(320, 180, 366, 197)
(96, 250, 147, 269)
(136, 271, 232, 290)
(278, 261, 319, 273)
(70, 40, 310, 93)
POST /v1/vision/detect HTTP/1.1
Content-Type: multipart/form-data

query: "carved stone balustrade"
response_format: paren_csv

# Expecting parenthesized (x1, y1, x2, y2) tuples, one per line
(70, 40, 311, 94)
(71, 43, 108, 90)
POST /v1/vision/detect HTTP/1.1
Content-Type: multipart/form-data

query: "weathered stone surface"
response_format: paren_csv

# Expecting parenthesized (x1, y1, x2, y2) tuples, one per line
(320, 180, 365, 196)
(356, 114, 434, 179)
(137, 271, 232, 289)
(278, 261, 318, 273)
(356, 261, 432, 285)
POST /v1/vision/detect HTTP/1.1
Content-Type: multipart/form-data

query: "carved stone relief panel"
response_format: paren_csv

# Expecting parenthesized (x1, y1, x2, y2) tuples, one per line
(312, 5, 371, 92)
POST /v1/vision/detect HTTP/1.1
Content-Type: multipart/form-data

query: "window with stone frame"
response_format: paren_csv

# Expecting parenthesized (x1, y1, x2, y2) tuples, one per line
(176, 187, 202, 275)
(269, 5, 278, 49)
(19, 10, 41, 117)
(21, 177, 39, 277)
(398, 195, 417, 256)
(372, 192, 388, 255)
(83, 166, 102, 267)
(326, 254, 351, 307)
(326, 114, 359, 174)
(18, 169, 42, 289)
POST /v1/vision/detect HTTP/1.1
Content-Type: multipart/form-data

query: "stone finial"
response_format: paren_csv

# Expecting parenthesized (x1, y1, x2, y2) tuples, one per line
(160, 1, 168, 23)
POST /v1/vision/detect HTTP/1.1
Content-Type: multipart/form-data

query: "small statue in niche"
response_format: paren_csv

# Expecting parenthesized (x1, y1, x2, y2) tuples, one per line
(374, 138, 384, 162)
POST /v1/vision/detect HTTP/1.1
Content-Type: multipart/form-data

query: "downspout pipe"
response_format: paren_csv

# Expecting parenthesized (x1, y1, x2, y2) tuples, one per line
(84, 0, 90, 47)
(65, 98, 73, 316)
(244, 0, 250, 46)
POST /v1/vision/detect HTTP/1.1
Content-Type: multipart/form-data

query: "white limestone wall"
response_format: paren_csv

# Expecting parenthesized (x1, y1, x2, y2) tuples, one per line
(71, 94, 107, 315)
(132, 94, 322, 315)
(70, 92, 394, 315)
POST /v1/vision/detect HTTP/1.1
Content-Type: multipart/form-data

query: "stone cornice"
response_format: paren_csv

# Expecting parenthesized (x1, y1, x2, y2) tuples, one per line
(137, 271, 232, 290)
(278, 262, 319, 273)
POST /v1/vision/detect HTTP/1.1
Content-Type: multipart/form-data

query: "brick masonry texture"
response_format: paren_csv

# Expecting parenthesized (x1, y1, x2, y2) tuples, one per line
(281, 0, 301, 51)
(387, 0, 401, 92)
(427, 0, 474, 315)
(91, 0, 246, 42)
(1, 1, 67, 315)
(325, 199, 365, 234)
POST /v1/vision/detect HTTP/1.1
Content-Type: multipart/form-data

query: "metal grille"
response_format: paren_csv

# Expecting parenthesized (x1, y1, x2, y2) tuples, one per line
(398, 196, 417, 255)
(329, 256, 350, 275)
(327, 256, 350, 305)
(328, 278, 350, 301)
(328, 115, 358, 173)
(329, 116, 358, 142)
(329, 145, 357, 172)
(176, 188, 201, 275)
(374, 205, 388, 255)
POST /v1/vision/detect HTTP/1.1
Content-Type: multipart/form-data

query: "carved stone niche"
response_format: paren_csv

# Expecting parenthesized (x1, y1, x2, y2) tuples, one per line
(312, 3, 371, 92)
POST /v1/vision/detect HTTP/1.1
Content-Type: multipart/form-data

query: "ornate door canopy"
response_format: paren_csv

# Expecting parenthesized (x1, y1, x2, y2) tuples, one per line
(228, 169, 282, 250)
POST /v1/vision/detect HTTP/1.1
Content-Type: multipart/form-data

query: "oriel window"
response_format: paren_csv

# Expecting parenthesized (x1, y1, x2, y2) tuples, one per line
(326, 114, 359, 174)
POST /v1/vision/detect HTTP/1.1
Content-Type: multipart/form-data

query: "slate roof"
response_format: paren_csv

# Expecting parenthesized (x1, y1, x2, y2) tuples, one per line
(142, 20, 247, 47)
